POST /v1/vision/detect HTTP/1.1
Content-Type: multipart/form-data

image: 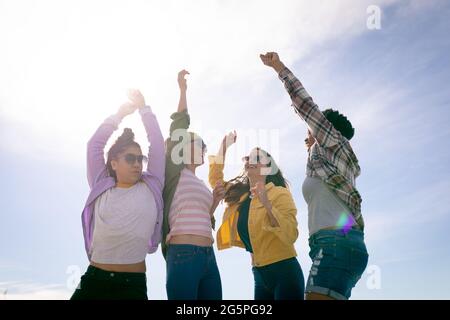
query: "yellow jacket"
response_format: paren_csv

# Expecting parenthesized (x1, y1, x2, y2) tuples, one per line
(208, 155, 299, 267)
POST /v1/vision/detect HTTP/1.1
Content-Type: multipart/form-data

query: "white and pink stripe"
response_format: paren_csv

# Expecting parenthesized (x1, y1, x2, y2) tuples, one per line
(166, 168, 214, 243)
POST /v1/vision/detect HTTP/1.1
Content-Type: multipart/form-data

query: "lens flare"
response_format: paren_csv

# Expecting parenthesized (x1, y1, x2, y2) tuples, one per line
(336, 212, 354, 233)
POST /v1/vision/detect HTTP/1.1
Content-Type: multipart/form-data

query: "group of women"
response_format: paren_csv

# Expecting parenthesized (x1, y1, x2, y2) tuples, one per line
(71, 52, 369, 301)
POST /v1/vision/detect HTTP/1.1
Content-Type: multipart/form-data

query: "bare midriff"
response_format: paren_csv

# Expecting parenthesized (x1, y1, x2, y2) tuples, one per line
(90, 260, 146, 273)
(168, 234, 213, 247)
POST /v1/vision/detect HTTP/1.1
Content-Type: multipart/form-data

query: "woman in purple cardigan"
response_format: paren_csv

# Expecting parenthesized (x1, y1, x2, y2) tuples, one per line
(71, 90, 165, 300)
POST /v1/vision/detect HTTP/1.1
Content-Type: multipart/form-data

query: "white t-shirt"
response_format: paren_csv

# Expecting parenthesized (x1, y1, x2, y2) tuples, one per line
(90, 182, 157, 264)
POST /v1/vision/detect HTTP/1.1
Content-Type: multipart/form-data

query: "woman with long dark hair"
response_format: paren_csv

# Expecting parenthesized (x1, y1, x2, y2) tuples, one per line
(209, 132, 305, 300)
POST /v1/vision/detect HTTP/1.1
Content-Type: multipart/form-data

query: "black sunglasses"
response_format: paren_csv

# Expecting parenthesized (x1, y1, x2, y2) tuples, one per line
(242, 155, 262, 164)
(123, 154, 148, 165)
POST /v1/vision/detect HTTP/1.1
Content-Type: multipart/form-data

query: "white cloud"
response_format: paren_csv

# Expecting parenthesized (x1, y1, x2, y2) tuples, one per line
(362, 179, 450, 247)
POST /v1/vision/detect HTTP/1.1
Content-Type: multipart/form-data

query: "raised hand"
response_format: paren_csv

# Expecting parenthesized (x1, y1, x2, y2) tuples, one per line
(127, 89, 146, 109)
(221, 130, 237, 152)
(178, 69, 190, 91)
(117, 101, 138, 118)
(259, 52, 285, 73)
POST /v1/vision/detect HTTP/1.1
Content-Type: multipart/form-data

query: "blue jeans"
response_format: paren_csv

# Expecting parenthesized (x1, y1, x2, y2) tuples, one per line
(306, 229, 369, 300)
(166, 244, 222, 300)
(252, 257, 305, 300)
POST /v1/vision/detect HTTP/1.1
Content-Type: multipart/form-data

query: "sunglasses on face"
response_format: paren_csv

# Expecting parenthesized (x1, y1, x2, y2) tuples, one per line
(122, 153, 148, 165)
(242, 155, 263, 164)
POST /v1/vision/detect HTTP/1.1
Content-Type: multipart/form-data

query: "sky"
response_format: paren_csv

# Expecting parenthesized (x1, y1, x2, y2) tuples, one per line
(1, 0, 449, 299)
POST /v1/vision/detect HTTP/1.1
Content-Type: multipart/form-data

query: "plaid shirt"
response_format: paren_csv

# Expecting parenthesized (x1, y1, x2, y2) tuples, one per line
(279, 67, 364, 229)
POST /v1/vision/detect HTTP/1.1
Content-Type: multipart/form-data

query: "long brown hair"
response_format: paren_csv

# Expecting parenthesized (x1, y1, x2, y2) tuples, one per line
(223, 148, 289, 206)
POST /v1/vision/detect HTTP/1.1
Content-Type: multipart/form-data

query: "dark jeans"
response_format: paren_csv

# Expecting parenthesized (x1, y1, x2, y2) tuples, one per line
(252, 257, 305, 300)
(70, 265, 148, 300)
(166, 244, 222, 300)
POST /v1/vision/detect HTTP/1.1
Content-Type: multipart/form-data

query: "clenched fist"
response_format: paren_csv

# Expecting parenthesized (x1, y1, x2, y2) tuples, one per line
(259, 52, 285, 73)
(178, 69, 190, 91)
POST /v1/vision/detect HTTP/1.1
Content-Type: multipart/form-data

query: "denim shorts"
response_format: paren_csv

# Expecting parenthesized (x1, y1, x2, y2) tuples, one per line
(306, 228, 369, 300)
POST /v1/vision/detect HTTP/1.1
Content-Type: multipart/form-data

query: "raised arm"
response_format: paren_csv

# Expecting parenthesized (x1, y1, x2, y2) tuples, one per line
(260, 52, 344, 148)
(86, 101, 137, 189)
(177, 69, 189, 113)
(127, 89, 165, 190)
(169, 70, 190, 140)
(165, 70, 192, 175)
(208, 131, 237, 189)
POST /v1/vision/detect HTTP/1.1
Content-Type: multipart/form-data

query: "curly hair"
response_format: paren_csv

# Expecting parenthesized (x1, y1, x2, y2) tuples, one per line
(322, 109, 355, 140)
(106, 128, 141, 181)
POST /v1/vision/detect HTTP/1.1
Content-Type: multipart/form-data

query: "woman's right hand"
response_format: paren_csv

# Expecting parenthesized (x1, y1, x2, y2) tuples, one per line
(178, 69, 190, 91)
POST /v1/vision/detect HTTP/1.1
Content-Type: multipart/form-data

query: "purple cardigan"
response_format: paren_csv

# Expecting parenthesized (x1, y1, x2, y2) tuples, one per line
(81, 106, 165, 260)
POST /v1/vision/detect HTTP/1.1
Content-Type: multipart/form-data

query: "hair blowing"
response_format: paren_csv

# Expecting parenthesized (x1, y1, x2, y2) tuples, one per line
(223, 148, 289, 207)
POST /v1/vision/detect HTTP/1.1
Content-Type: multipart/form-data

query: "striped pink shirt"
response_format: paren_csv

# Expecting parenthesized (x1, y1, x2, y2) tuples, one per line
(166, 168, 214, 243)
